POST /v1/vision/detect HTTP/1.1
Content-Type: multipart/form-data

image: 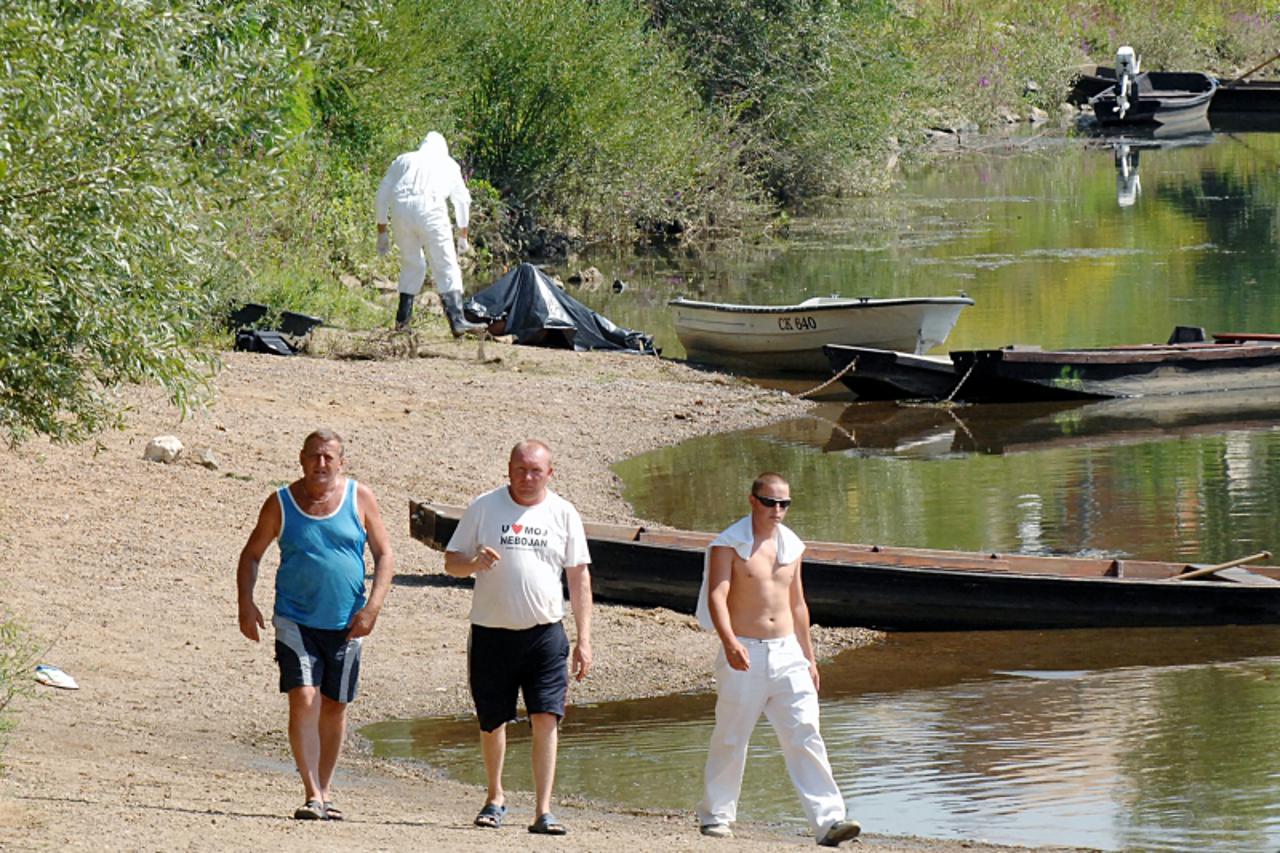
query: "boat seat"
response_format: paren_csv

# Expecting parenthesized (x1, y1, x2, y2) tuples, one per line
(585, 522, 648, 542)
(638, 529, 714, 549)
(1167, 325, 1206, 344)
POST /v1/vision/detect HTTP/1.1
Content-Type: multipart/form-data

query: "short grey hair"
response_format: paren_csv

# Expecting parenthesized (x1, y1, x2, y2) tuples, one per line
(303, 429, 345, 457)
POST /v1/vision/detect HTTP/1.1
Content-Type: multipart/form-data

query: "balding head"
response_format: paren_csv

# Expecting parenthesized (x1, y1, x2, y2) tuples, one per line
(507, 439, 554, 506)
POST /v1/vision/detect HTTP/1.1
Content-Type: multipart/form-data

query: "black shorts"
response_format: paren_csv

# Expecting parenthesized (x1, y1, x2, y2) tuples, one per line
(273, 614, 363, 703)
(468, 621, 569, 732)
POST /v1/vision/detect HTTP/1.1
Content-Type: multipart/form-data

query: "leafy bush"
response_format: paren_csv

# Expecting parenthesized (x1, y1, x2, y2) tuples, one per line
(646, 0, 920, 201)
(344, 0, 752, 244)
(0, 611, 38, 757)
(0, 1, 370, 443)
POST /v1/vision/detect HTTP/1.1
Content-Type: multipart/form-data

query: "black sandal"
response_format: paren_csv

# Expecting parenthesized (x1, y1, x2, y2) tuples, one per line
(293, 799, 326, 820)
(474, 802, 506, 828)
(528, 812, 567, 835)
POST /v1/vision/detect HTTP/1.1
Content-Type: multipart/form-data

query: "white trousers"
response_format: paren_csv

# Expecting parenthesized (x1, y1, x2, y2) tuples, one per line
(389, 197, 462, 297)
(697, 635, 847, 838)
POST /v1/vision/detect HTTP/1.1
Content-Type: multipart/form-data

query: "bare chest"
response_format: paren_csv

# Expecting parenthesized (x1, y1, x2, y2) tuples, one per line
(733, 543, 792, 585)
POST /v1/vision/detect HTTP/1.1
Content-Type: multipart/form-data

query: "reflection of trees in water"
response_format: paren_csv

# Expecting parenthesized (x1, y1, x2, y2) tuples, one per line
(1152, 138, 1280, 324)
(1112, 664, 1280, 851)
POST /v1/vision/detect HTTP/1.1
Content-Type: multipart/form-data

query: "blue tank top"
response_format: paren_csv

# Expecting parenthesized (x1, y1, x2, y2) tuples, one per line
(274, 478, 368, 629)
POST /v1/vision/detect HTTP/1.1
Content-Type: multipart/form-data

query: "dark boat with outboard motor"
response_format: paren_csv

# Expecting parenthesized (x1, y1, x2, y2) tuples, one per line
(1087, 47, 1217, 130)
(1070, 48, 1280, 126)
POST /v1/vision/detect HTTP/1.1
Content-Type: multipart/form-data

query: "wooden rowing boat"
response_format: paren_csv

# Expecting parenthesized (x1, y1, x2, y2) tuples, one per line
(669, 295, 973, 374)
(948, 334, 1280, 401)
(409, 500, 1280, 631)
(826, 331, 1280, 403)
(823, 344, 958, 401)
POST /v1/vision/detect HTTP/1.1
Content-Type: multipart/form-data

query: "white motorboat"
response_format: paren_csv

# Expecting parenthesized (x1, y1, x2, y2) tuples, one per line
(669, 294, 974, 374)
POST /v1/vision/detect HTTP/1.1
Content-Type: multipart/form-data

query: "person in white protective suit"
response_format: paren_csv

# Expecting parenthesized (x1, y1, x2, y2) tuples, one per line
(375, 132, 486, 335)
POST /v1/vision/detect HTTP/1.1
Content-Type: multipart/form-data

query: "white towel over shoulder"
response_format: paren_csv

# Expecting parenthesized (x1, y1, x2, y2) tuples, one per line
(695, 515, 806, 631)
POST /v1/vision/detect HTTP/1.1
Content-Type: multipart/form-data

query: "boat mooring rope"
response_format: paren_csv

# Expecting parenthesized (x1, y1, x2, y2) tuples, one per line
(942, 360, 976, 404)
(798, 356, 858, 399)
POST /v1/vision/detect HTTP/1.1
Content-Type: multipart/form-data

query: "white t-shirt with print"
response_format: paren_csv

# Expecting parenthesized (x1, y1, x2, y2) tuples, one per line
(447, 485, 591, 630)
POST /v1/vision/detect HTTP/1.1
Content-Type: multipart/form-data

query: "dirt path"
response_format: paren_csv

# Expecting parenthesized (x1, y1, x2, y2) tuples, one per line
(0, 338, 1083, 852)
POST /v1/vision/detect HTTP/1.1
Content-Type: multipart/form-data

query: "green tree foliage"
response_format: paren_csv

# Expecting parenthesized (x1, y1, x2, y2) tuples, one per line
(0, 1, 367, 444)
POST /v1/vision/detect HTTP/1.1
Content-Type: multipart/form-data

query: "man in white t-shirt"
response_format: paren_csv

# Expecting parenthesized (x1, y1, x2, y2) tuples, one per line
(444, 439, 592, 836)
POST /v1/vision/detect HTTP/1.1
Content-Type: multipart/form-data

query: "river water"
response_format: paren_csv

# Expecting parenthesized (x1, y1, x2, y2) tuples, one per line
(366, 129, 1280, 850)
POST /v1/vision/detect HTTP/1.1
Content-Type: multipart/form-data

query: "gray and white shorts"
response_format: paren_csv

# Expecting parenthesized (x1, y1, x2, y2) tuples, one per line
(273, 613, 363, 703)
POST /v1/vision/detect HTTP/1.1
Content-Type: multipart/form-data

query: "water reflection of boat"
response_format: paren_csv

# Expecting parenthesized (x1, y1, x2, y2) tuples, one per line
(1104, 132, 1213, 206)
(775, 392, 1280, 459)
(668, 294, 972, 374)
(410, 500, 1280, 631)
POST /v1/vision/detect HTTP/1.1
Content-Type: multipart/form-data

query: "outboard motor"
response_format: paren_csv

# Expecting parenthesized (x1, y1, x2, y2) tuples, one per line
(1115, 46, 1140, 119)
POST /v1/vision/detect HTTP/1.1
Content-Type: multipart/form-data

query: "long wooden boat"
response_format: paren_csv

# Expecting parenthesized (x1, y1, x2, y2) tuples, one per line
(409, 501, 1280, 631)
(948, 334, 1280, 402)
(669, 295, 973, 374)
(1090, 71, 1218, 129)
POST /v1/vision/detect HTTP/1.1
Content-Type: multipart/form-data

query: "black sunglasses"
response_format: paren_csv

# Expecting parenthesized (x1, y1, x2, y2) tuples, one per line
(752, 494, 791, 509)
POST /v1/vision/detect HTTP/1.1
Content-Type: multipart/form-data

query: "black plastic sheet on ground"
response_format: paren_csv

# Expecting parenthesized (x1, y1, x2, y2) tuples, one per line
(464, 263, 657, 354)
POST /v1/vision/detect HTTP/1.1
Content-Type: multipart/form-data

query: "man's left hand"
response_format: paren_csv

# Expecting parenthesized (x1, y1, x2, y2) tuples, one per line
(572, 641, 592, 681)
(809, 661, 821, 693)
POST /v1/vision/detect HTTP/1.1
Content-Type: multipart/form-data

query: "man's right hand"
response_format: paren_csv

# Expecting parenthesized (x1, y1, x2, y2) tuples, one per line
(473, 546, 501, 572)
(723, 639, 750, 671)
(376, 230, 390, 256)
(239, 601, 265, 642)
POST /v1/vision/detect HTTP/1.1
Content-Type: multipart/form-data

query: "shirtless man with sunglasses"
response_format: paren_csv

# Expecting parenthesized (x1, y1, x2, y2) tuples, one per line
(695, 472, 860, 847)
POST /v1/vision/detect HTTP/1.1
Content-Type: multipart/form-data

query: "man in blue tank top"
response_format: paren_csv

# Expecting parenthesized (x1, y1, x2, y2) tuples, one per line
(236, 429, 395, 821)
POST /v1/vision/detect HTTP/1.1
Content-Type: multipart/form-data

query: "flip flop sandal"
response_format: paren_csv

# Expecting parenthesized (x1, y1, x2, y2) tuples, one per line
(293, 799, 326, 820)
(528, 812, 567, 835)
(474, 802, 506, 828)
(323, 802, 343, 821)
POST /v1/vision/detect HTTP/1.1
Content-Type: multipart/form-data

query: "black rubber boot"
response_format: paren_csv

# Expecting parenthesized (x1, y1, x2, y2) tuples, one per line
(395, 293, 415, 330)
(441, 291, 486, 338)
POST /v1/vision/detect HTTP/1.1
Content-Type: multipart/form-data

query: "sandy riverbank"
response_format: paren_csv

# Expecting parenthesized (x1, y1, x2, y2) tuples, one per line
(0, 336, 1084, 852)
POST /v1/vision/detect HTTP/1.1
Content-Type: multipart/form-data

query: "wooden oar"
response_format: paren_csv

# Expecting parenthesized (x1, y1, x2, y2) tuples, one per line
(1171, 551, 1273, 581)
(1222, 52, 1280, 88)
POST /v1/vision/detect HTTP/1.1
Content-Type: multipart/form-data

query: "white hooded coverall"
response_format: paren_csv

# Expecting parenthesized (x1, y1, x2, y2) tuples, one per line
(375, 132, 471, 298)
